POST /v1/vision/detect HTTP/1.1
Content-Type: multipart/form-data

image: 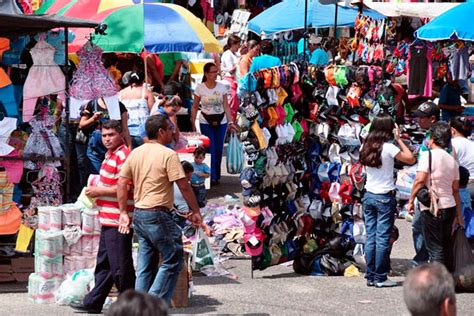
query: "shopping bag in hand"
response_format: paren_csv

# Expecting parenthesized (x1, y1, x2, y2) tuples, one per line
(226, 133, 243, 174)
(453, 227, 474, 292)
(191, 228, 215, 271)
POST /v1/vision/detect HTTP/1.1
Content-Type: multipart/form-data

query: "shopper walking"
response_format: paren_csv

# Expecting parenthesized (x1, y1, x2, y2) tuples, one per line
(411, 101, 441, 266)
(221, 35, 241, 121)
(191, 62, 236, 185)
(119, 70, 154, 148)
(360, 113, 416, 288)
(450, 116, 474, 200)
(117, 115, 202, 305)
(71, 120, 135, 314)
(408, 122, 463, 272)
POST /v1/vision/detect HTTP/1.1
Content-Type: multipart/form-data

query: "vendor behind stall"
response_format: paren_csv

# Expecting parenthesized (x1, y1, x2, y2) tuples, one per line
(438, 72, 464, 122)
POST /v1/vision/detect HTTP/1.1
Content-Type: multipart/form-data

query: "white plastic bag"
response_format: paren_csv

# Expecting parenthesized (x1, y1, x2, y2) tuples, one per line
(226, 133, 243, 174)
(55, 269, 95, 305)
(191, 228, 215, 271)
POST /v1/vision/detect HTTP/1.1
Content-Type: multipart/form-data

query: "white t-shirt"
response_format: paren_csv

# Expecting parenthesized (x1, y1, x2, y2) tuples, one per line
(452, 137, 474, 180)
(220, 50, 239, 78)
(365, 143, 400, 194)
(417, 148, 459, 210)
(194, 82, 228, 125)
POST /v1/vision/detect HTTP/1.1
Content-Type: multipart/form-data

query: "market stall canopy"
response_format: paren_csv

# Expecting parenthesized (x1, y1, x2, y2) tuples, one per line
(415, 2, 474, 42)
(248, 0, 384, 36)
(0, 0, 98, 37)
(38, 1, 222, 53)
(360, 1, 460, 19)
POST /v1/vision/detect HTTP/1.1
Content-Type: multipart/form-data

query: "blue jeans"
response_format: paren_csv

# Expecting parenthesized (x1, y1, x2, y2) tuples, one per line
(199, 123, 227, 182)
(192, 183, 207, 208)
(412, 200, 429, 266)
(132, 209, 184, 305)
(86, 130, 107, 174)
(363, 192, 396, 283)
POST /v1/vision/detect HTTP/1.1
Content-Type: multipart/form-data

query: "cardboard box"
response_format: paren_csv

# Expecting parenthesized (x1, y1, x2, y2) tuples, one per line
(170, 260, 189, 308)
(12, 257, 34, 273)
(0, 272, 15, 283)
(0, 263, 12, 273)
(13, 272, 30, 282)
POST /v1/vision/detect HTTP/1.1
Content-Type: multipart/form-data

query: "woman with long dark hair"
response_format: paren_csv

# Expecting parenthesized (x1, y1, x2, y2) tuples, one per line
(221, 35, 241, 121)
(191, 62, 236, 185)
(360, 113, 416, 288)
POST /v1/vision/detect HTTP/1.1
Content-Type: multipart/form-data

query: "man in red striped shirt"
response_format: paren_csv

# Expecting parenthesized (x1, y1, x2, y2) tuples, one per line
(71, 120, 135, 314)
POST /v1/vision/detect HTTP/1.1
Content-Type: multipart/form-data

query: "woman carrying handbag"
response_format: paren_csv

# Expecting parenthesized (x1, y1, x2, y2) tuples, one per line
(408, 122, 464, 272)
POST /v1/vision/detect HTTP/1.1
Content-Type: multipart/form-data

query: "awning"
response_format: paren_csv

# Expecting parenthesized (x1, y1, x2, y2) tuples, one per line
(0, 0, 98, 37)
(361, 2, 460, 19)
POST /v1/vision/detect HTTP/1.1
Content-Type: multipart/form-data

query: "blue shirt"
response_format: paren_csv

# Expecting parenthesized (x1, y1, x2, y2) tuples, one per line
(249, 55, 282, 73)
(191, 162, 210, 185)
(309, 48, 329, 66)
(439, 83, 461, 122)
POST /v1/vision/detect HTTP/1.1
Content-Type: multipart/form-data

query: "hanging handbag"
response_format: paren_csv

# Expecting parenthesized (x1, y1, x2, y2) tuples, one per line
(416, 150, 432, 207)
(75, 129, 88, 144)
(416, 150, 439, 217)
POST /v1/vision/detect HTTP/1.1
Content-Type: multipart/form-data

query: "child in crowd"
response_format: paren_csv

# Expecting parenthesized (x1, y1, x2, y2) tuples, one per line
(173, 161, 211, 236)
(191, 146, 210, 208)
(459, 166, 474, 247)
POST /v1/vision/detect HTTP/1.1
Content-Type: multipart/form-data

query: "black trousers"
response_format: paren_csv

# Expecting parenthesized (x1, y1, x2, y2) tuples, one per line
(83, 226, 136, 309)
(421, 207, 456, 272)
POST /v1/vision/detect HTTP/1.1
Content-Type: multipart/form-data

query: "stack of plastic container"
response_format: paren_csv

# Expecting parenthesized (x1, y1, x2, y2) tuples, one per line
(28, 204, 101, 303)
(63, 207, 100, 276)
(29, 206, 65, 303)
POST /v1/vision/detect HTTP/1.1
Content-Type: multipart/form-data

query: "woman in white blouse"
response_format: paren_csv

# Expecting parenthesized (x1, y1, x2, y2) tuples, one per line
(220, 35, 241, 122)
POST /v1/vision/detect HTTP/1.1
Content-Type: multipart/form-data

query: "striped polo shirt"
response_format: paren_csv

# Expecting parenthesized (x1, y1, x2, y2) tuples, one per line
(96, 144, 134, 227)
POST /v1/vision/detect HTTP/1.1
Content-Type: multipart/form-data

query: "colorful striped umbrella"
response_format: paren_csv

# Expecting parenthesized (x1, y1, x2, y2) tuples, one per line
(37, 2, 222, 53)
(36, 0, 136, 15)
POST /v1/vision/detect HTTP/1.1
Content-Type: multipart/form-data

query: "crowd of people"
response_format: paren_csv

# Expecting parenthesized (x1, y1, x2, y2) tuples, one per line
(56, 33, 474, 314)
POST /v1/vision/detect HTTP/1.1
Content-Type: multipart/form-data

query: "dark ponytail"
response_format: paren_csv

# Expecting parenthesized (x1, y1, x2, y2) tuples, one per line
(129, 70, 144, 86)
(450, 116, 472, 138)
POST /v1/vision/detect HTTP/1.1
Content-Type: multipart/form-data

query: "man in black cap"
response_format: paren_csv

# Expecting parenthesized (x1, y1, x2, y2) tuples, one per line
(411, 101, 441, 267)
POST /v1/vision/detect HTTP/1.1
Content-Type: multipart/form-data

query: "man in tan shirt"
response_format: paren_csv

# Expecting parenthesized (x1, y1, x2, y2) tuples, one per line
(117, 114, 201, 305)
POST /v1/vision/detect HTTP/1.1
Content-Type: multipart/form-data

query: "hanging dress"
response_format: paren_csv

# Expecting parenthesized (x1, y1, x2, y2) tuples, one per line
(69, 43, 117, 101)
(23, 112, 64, 170)
(22, 40, 65, 122)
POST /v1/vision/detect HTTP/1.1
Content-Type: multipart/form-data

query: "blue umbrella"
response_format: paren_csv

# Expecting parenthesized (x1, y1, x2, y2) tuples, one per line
(415, 2, 474, 41)
(248, 0, 384, 35)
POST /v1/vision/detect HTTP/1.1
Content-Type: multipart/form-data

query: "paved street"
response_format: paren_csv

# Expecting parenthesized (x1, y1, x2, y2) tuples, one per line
(1, 167, 473, 315)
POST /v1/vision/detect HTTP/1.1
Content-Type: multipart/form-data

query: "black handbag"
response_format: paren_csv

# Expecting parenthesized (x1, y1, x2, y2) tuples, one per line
(416, 150, 432, 207)
(201, 112, 225, 127)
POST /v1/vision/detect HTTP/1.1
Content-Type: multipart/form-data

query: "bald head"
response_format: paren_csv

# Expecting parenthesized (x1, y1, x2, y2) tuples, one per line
(403, 263, 456, 316)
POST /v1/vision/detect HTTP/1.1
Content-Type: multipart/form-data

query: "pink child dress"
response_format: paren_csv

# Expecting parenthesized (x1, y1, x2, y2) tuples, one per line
(23, 40, 66, 122)
(69, 43, 117, 100)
